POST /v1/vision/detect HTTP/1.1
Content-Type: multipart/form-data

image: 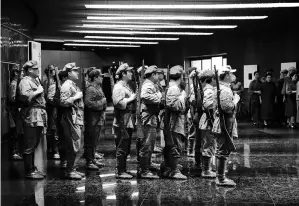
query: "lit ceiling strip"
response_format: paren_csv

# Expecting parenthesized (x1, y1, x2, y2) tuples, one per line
(84, 36, 179, 41)
(82, 24, 237, 29)
(64, 43, 140, 47)
(85, 3, 299, 9)
(67, 40, 158, 44)
(73, 30, 213, 35)
(76, 25, 156, 31)
(82, 20, 180, 25)
(87, 16, 268, 20)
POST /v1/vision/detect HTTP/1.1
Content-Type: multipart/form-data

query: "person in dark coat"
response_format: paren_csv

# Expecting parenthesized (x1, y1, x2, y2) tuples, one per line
(248, 71, 262, 126)
(276, 69, 288, 125)
(260, 73, 277, 126)
(284, 70, 297, 128)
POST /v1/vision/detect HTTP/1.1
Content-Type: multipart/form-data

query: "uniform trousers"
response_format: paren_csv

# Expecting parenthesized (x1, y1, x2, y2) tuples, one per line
(164, 131, 184, 170)
(85, 125, 101, 161)
(139, 125, 157, 171)
(114, 126, 133, 173)
(61, 116, 83, 170)
(201, 130, 216, 158)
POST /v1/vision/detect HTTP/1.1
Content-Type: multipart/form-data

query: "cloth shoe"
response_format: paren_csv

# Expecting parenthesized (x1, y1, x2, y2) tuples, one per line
(216, 157, 236, 187)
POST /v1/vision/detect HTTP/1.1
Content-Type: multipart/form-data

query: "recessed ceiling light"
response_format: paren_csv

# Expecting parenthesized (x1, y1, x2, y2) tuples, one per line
(87, 15, 268, 21)
(67, 40, 158, 44)
(72, 30, 213, 35)
(76, 25, 156, 31)
(82, 20, 180, 25)
(84, 36, 179, 41)
(85, 3, 299, 9)
(64, 43, 140, 48)
(82, 24, 237, 29)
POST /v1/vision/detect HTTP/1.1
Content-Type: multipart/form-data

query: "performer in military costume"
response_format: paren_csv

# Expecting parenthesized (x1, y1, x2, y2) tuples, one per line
(18, 60, 47, 179)
(44, 65, 60, 159)
(212, 66, 240, 187)
(112, 63, 136, 179)
(154, 68, 165, 153)
(8, 65, 23, 160)
(198, 69, 217, 178)
(60, 63, 85, 180)
(84, 69, 107, 170)
(139, 65, 162, 179)
(163, 65, 187, 180)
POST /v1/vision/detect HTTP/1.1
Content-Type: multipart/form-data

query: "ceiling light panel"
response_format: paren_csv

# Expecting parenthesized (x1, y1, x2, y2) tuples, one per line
(67, 40, 158, 44)
(84, 36, 179, 41)
(64, 43, 140, 48)
(87, 16, 268, 21)
(85, 3, 299, 9)
(82, 24, 237, 29)
(72, 30, 213, 35)
(82, 20, 180, 25)
(76, 25, 156, 31)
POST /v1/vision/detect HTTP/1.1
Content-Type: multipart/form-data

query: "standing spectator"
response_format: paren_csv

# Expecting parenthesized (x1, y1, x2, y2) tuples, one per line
(249, 71, 262, 126)
(276, 69, 288, 125)
(284, 69, 297, 128)
(231, 76, 243, 119)
(260, 73, 277, 127)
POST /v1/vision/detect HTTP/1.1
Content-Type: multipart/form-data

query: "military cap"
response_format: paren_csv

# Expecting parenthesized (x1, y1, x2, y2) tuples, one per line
(86, 67, 96, 75)
(116, 63, 133, 75)
(11, 65, 20, 73)
(58, 70, 68, 80)
(89, 69, 104, 79)
(144, 65, 158, 75)
(156, 68, 164, 74)
(23, 60, 39, 70)
(169, 65, 184, 76)
(44, 65, 55, 74)
(198, 69, 215, 80)
(187, 67, 196, 74)
(217, 65, 236, 76)
(280, 69, 288, 74)
(62, 62, 80, 72)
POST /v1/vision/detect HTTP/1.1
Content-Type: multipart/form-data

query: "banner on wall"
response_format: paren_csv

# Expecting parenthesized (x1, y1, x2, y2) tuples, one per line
(244, 65, 258, 89)
(281, 62, 296, 71)
(28, 41, 42, 79)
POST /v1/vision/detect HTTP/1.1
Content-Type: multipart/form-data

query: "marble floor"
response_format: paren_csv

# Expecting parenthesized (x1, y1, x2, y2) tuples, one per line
(1, 123, 299, 206)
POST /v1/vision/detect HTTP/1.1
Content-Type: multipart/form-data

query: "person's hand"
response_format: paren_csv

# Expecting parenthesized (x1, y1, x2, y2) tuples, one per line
(36, 85, 44, 94)
(233, 94, 240, 105)
(102, 97, 107, 105)
(256, 91, 261, 95)
(74, 92, 83, 100)
(286, 91, 292, 95)
(157, 92, 162, 99)
(129, 93, 137, 101)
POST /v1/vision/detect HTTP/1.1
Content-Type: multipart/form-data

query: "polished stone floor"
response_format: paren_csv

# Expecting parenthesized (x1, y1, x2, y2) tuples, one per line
(2, 122, 299, 206)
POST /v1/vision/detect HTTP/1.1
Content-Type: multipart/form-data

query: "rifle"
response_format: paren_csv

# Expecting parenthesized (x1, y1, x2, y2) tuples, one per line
(136, 60, 145, 137)
(196, 71, 214, 126)
(214, 66, 236, 152)
(163, 65, 171, 139)
(108, 66, 115, 93)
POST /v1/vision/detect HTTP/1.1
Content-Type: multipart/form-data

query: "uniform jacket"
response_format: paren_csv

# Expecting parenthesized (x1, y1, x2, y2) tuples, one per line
(60, 79, 84, 126)
(18, 76, 47, 127)
(212, 81, 238, 138)
(199, 84, 214, 130)
(112, 80, 134, 128)
(166, 81, 187, 137)
(140, 79, 162, 127)
(84, 82, 106, 126)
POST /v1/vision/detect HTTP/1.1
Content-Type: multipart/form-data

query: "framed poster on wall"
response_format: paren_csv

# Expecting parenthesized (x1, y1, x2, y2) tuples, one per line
(244, 65, 258, 88)
(28, 41, 42, 79)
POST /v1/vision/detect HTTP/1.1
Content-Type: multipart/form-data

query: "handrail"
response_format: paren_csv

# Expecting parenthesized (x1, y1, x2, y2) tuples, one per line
(1, 24, 33, 40)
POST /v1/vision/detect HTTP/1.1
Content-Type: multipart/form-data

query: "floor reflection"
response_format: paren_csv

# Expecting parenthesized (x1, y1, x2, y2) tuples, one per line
(2, 123, 299, 205)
